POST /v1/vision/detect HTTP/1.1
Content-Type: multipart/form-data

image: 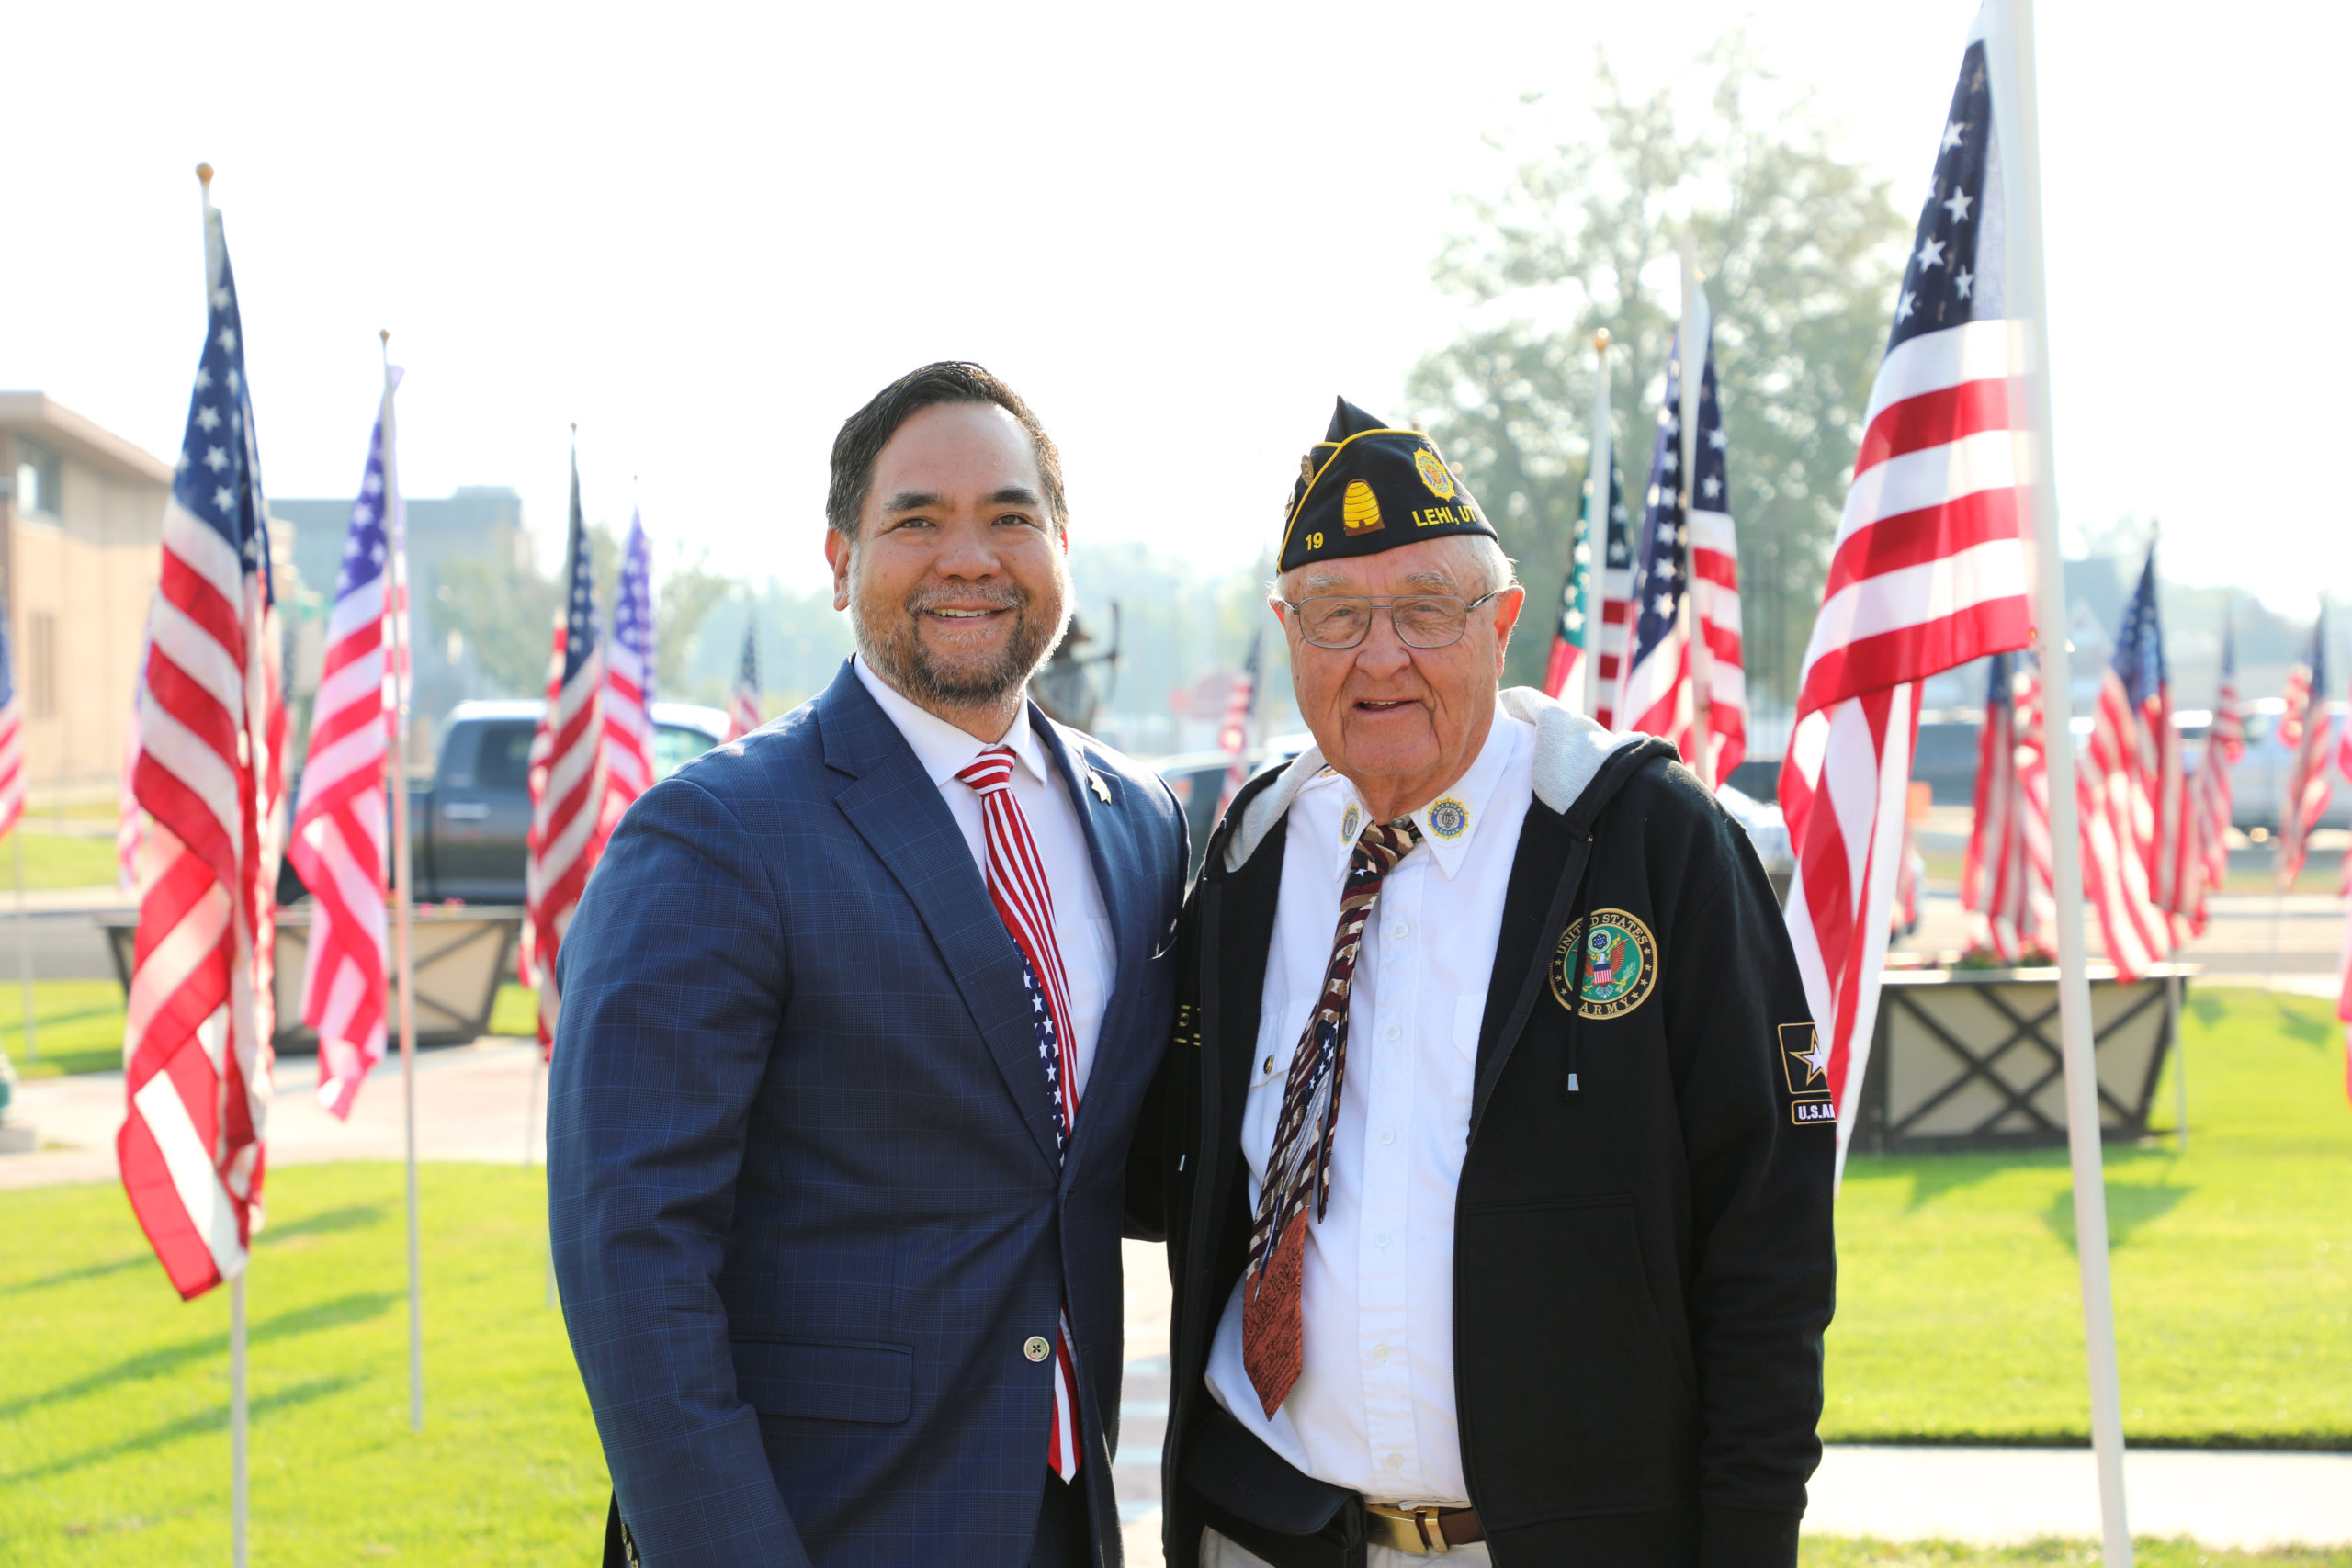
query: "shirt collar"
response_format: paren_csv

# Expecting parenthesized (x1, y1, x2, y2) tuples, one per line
(853, 654, 1048, 789)
(1306, 712, 1530, 884)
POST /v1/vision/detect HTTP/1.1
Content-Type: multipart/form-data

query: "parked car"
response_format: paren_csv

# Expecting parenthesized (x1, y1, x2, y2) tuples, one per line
(2178, 698, 2352, 831)
(1155, 734, 1313, 879)
(277, 697, 732, 905)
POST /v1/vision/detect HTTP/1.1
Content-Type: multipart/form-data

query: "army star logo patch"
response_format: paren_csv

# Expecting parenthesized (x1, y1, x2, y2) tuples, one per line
(1548, 908, 1658, 1019)
(1781, 1022, 1836, 1126)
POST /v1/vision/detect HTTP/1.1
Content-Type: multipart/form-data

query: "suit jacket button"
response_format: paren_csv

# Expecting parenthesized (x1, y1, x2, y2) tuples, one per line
(1023, 1336, 1052, 1363)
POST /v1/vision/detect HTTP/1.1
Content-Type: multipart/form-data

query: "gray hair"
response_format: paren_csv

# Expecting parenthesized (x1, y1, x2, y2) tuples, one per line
(1272, 532, 1519, 605)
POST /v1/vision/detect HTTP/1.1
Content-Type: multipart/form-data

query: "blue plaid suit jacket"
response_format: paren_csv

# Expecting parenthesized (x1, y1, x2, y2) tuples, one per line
(549, 660, 1187, 1566)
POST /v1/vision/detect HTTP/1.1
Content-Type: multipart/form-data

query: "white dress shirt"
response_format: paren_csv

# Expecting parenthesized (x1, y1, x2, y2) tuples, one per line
(1204, 711, 1534, 1506)
(854, 656, 1114, 1095)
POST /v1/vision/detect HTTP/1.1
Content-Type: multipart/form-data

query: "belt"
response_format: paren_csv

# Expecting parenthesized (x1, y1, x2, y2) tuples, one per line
(1363, 1502, 1483, 1555)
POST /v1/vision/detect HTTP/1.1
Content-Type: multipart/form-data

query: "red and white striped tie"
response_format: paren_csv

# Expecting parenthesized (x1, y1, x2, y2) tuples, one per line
(956, 746, 1083, 1481)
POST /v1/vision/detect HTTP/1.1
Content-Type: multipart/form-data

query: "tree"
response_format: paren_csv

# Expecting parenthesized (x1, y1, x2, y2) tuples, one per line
(1407, 39, 1910, 717)
(435, 520, 735, 700)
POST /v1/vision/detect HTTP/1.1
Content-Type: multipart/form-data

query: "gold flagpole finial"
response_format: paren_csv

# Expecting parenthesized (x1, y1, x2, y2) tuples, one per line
(1592, 328, 1611, 357)
(196, 162, 214, 189)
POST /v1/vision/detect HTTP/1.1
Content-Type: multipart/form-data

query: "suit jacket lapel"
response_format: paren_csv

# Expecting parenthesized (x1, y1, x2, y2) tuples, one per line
(818, 663, 1063, 1172)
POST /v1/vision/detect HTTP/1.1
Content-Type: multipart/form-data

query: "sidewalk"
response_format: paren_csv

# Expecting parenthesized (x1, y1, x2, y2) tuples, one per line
(0, 1035, 548, 1192)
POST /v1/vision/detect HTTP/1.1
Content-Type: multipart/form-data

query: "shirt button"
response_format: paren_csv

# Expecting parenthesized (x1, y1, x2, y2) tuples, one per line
(1379, 1128, 1396, 1147)
(1374, 1232, 1391, 1249)
(1023, 1336, 1051, 1363)
(1390, 921, 1408, 939)
(1386, 1453, 1406, 1472)
(1374, 1344, 1391, 1362)
(1385, 1024, 1401, 1042)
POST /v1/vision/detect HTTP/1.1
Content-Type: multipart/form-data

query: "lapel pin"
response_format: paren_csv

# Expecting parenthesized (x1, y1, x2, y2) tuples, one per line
(1088, 772, 1112, 804)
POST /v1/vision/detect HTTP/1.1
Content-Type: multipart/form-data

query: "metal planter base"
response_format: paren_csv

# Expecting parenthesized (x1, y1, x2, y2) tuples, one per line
(1849, 964, 2191, 1156)
(100, 906, 520, 1052)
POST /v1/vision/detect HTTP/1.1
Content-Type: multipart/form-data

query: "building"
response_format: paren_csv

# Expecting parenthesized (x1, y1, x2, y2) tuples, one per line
(0, 393, 172, 796)
(269, 484, 531, 767)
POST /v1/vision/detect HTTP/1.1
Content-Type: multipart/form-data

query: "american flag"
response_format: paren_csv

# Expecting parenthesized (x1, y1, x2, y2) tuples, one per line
(119, 202, 288, 1300)
(2179, 613, 2241, 933)
(2077, 549, 2177, 979)
(522, 452, 603, 1051)
(1962, 652, 2054, 960)
(1778, 27, 2035, 1169)
(0, 594, 23, 840)
(596, 509, 657, 850)
(288, 374, 400, 1119)
(725, 622, 762, 742)
(1544, 453, 1625, 716)
(1215, 626, 1265, 819)
(1589, 458, 1636, 730)
(2278, 609, 2334, 891)
(1617, 317, 1745, 784)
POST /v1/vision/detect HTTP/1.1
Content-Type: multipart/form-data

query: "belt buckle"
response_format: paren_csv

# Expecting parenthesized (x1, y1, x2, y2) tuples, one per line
(1363, 1502, 1450, 1556)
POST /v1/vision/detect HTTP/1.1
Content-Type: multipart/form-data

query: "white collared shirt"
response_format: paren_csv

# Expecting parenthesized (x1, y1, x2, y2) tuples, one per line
(1204, 712, 1535, 1505)
(854, 656, 1114, 1096)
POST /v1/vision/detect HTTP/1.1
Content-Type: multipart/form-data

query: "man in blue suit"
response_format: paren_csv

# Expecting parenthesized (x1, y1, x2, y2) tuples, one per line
(549, 363, 1188, 1567)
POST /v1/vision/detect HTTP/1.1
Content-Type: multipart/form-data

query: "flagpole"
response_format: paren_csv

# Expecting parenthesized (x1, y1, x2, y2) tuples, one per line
(1678, 235, 1718, 788)
(230, 1270, 247, 1568)
(1988, 5, 2132, 1562)
(1583, 330, 1611, 721)
(2167, 968, 2186, 1153)
(14, 828, 34, 1065)
(383, 331, 424, 1434)
(197, 157, 251, 1568)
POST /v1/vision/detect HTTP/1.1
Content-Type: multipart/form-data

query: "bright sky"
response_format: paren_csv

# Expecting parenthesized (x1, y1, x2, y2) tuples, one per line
(7, 2, 2338, 614)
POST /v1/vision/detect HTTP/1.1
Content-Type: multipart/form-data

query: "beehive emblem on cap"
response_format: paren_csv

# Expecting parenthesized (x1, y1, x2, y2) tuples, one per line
(1414, 447, 1456, 500)
(1341, 479, 1385, 536)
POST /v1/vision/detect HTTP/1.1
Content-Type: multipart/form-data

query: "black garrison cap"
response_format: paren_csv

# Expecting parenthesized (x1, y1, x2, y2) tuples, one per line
(1277, 398, 1496, 575)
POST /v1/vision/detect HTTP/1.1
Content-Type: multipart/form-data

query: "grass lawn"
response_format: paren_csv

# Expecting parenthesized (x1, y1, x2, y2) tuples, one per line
(4, 981, 133, 1079)
(1827, 988, 2352, 1447)
(3, 830, 125, 891)
(0, 1164, 605, 1566)
(0, 991, 2346, 1562)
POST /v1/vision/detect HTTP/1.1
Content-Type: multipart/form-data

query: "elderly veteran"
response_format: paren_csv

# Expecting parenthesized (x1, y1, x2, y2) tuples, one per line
(1141, 399, 1836, 1567)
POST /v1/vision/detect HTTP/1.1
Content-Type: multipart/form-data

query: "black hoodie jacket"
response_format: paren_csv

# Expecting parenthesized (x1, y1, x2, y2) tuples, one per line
(1135, 692, 1837, 1568)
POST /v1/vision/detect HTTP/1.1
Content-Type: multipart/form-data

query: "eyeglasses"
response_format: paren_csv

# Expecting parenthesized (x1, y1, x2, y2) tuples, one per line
(1278, 591, 1506, 650)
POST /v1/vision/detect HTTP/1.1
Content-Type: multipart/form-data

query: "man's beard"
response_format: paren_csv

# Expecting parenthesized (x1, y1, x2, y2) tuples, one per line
(854, 578, 1070, 710)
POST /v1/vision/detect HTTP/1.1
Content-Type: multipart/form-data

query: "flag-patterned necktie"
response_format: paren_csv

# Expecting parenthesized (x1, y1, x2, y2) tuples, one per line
(1242, 815, 1421, 1417)
(956, 746, 1083, 1479)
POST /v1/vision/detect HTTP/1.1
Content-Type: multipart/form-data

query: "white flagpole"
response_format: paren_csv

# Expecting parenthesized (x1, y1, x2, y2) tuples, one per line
(230, 1271, 248, 1568)
(1678, 236, 1719, 788)
(382, 332, 423, 1434)
(1985, 4, 2133, 1562)
(198, 158, 250, 1568)
(1581, 330, 1612, 720)
(15, 827, 33, 1064)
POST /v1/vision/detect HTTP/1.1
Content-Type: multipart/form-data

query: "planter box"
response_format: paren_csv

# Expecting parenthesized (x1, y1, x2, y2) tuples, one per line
(100, 906, 521, 1053)
(1849, 963, 2192, 1156)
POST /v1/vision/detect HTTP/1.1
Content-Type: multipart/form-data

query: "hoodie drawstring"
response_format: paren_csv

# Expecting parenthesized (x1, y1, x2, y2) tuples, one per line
(1562, 831, 1600, 1097)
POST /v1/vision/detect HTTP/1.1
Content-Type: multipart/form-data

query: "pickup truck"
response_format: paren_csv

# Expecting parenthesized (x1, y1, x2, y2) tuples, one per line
(279, 697, 733, 906)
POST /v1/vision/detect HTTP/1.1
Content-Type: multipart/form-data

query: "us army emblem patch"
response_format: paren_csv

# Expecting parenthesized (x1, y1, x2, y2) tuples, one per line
(1548, 908, 1658, 1019)
(1781, 1022, 1835, 1126)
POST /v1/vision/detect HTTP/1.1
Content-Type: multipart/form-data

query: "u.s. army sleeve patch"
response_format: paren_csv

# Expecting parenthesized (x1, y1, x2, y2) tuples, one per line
(1548, 908, 1658, 1019)
(1781, 1022, 1836, 1126)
